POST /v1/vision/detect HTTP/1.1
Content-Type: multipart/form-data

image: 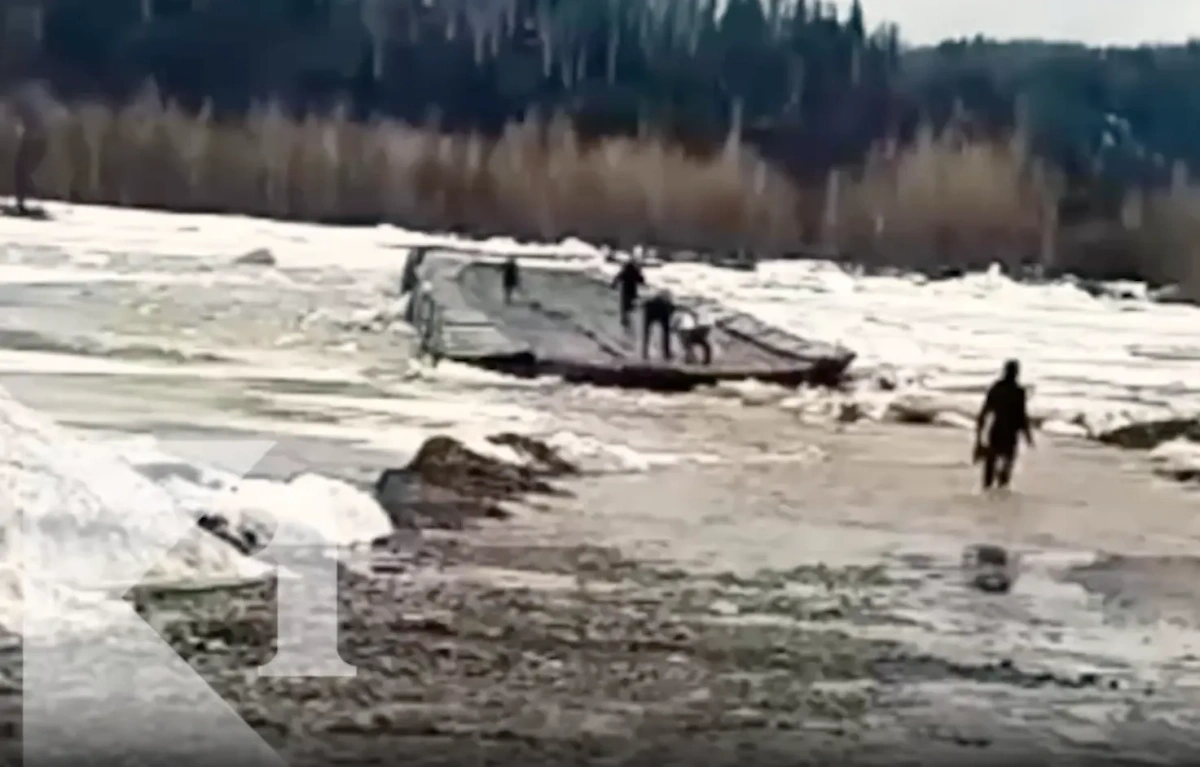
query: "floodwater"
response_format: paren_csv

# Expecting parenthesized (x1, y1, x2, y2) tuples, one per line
(2, 202, 1200, 757)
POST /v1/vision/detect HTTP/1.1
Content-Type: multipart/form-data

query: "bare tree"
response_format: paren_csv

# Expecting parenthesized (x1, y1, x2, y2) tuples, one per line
(360, 0, 398, 81)
(455, 0, 512, 66)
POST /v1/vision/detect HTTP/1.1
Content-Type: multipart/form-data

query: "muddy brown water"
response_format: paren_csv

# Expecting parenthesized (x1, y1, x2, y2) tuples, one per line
(18, 409, 1191, 765)
(417, 403, 1200, 764)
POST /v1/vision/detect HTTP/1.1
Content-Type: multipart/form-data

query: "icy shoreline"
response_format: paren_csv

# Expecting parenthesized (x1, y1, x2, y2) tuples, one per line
(4, 199, 1200, 424)
(4, 197, 1200, 477)
(3, 199, 1200, 619)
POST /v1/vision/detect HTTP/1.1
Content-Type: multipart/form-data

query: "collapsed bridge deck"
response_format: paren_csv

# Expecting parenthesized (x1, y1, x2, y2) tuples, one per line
(404, 250, 855, 392)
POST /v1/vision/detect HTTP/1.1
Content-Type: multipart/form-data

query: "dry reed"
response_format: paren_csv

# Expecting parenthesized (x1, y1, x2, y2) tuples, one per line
(1138, 186, 1200, 297)
(0, 88, 802, 254)
(831, 124, 1049, 272)
(0, 87, 1196, 286)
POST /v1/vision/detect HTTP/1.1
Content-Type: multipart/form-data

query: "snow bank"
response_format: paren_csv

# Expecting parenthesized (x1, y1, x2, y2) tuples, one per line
(110, 435, 394, 555)
(541, 431, 712, 473)
(1148, 440, 1200, 481)
(0, 390, 269, 639)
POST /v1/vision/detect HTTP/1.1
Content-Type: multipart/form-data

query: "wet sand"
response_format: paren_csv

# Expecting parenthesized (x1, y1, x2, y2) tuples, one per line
(444, 412, 1200, 761)
(4, 412, 1197, 765)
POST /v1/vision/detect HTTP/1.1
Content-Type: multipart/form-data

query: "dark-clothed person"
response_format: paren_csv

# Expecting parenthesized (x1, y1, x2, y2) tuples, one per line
(642, 290, 676, 361)
(501, 256, 520, 305)
(974, 359, 1034, 490)
(612, 259, 646, 330)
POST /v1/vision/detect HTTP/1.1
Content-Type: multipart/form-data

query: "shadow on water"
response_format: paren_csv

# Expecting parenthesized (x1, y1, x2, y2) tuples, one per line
(1064, 554, 1200, 625)
(0, 328, 233, 364)
(230, 399, 344, 425)
(239, 377, 397, 399)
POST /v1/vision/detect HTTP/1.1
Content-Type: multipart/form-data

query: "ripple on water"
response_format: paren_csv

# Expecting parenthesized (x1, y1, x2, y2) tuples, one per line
(0, 328, 237, 365)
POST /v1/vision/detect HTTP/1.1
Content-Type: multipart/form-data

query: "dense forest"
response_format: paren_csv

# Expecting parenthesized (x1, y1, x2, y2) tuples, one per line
(1, 0, 1197, 189)
(1, 0, 1199, 283)
(0, 0, 904, 182)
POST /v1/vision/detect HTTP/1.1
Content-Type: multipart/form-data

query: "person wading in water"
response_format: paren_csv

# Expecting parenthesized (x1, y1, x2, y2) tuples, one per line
(611, 256, 646, 330)
(974, 359, 1034, 490)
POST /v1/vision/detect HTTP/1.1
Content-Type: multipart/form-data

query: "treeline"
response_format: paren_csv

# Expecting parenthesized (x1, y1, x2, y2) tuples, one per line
(900, 39, 1200, 220)
(3, 0, 1200, 288)
(0, 0, 901, 179)
(3, 0, 1200, 190)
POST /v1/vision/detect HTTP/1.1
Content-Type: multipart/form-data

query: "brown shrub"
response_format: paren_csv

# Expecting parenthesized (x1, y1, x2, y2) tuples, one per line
(1138, 186, 1200, 295)
(830, 125, 1049, 273)
(0, 89, 802, 254)
(0, 88, 1197, 286)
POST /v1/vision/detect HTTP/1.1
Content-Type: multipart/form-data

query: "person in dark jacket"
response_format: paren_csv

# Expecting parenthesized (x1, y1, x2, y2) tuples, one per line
(641, 290, 676, 361)
(612, 258, 646, 330)
(501, 256, 520, 305)
(974, 359, 1035, 490)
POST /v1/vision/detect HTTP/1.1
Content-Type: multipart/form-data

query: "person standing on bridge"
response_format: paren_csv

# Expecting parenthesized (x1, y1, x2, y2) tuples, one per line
(974, 359, 1034, 491)
(501, 256, 521, 305)
(673, 306, 713, 365)
(642, 289, 676, 361)
(612, 254, 646, 330)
